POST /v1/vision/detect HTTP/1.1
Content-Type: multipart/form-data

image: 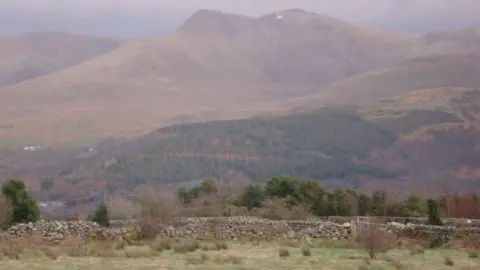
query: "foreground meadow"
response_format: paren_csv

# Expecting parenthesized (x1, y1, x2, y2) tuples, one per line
(0, 240, 479, 270)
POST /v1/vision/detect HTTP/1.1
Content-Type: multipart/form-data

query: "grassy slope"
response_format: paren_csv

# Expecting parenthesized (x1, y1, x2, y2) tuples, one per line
(0, 32, 124, 87)
(279, 54, 480, 112)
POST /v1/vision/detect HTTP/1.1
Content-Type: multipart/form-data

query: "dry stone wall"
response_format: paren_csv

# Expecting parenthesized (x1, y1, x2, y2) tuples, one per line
(3, 217, 352, 241)
(5, 217, 480, 243)
(385, 222, 480, 241)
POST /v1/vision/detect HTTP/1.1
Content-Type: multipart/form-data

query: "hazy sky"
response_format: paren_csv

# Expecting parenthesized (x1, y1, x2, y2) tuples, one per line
(1, 0, 479, 36)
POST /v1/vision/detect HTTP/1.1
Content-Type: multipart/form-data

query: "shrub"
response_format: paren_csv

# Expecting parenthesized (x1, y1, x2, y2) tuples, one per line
(135, 191, 178, 240)
(427, 199, 442, 226)
(1, 180, 39, 224)
(90, 202, 110, 228)
(301, 246, 311, 256)
(215, 241, 228, 250)
(42, 247, 59, 260)
(278, 248, 290, 257)
(410, 247, 425, 255)
(468, 251, 479, 258)
(358, 225, 395, 259)
(173, 240, 200, 254)
(200, 243, 216, 251)
(186, 253, 209, 265)
(149, 237, 172, 252)
(444, 256, 454, 266)
(429, 234, 447, 249)
(214, 254, 243, 264)
(383, 255, 407, 270)
(124, 246, 155, 258)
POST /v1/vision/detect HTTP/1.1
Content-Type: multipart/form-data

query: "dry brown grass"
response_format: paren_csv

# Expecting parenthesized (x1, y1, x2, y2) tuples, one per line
(0, 238, 478, 269)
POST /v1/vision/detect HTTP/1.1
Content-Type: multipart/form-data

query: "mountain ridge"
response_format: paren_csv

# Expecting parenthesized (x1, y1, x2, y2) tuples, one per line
(1, 10, 480, 145)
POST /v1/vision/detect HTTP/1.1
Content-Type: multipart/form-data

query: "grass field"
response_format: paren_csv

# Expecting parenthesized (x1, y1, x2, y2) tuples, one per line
(1, 241, 478, 270)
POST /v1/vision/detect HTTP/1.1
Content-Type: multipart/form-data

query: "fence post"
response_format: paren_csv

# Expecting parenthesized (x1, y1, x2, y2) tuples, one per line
(351, 217, 357, 240)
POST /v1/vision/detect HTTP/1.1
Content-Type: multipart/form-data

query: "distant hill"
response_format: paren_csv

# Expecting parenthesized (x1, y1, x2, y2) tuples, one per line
(34, 91, 480, 199)
(3, 88, 480, 199)
(0, 32, 124, 87)
(0, 10, 480, 151)
(281, 54, 480, 111)
(0, 9, 430, 144)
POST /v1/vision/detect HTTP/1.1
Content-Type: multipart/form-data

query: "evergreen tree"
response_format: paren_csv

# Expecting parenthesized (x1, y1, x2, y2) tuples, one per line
(241, 184, 266, 210)
(427, 199, 443, 226)
(91, 201, 110, 227)
(1, 180, 39, 224)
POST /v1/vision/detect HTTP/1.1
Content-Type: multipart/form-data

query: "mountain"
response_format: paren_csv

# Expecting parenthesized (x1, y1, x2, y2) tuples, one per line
(0, 9, 428, 144)
(0, 32, 125, 87)
(280, 54, 480, 111)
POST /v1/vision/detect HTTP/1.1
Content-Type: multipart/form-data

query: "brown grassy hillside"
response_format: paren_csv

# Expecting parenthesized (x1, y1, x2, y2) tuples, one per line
(0, 10, 423, 144)
(0, 32, 125, 87)
(1, 10, 480, 144)
(282, 54, 480, 111)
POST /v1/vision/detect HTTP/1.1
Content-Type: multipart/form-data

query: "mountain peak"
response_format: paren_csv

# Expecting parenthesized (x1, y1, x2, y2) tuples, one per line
(179, 9, 250, 36)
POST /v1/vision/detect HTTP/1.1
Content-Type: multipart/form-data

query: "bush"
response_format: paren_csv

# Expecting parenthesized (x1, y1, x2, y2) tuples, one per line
(173, 240, 200, 253)
(149, 237, 172, 252)
(410, 247, 425, 255)
(383, 255, 407, 270)
(301, 246, 311, 256)
(427, 199, 442, 226)
(429, 234, 447, 249)
(444, 256, 454, 266)
(42, 247, 59, 260)
(468, 251, 479, 258)
(90, 202, 110, 228)
(1, 180, 39, 224)
(135, 192, 178, 240)
(358, 225, 395, 259)
(278, 248, 290, 257)
(215, 241, 228, 250)
(124, 246, 155, 258)
(214, 254, 243, 264)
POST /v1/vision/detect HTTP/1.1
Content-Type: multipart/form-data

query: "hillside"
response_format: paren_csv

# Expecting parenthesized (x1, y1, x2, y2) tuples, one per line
(3, 87, 480, 199)
(24, 94, 476, 200)
(0, 9, 428, 144)
(0, 32, 124, 87)
(281, 54, 480, 111)
(46, 108, 397, 196)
